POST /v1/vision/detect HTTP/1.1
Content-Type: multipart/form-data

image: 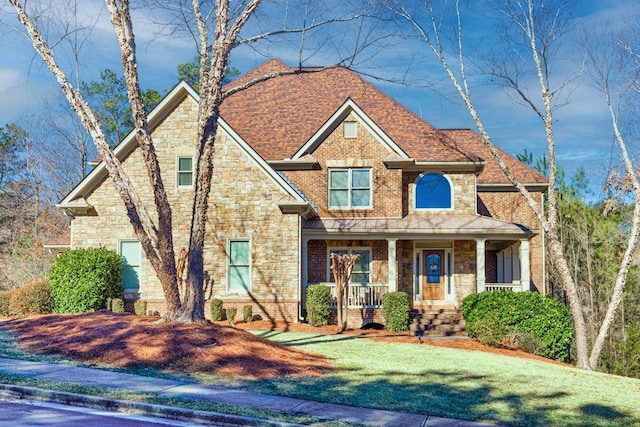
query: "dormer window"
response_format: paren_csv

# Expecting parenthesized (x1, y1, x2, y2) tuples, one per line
(343, 121, 357, 138)
(415, 172, 452, 209)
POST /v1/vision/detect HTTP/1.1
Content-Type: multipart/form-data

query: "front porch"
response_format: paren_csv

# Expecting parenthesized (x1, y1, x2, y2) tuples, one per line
(302, 237, 532, 311)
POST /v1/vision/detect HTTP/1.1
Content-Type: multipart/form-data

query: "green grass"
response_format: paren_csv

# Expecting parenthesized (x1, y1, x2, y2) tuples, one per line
(242, 331, 640, 426)
(1, 327, 639, 426)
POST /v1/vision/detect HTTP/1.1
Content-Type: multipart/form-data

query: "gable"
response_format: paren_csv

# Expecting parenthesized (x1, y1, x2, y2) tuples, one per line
(291, 98, 409, 160)
(220, 59, 481, 163)
(59, 81, 313, 216)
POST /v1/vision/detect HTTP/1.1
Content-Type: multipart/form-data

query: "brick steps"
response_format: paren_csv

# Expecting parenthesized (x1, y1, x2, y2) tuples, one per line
(409, 308, 467, 337)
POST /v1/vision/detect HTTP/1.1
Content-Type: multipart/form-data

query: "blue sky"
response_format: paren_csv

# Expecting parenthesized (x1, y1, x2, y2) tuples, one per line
(0, 0, 636, 197)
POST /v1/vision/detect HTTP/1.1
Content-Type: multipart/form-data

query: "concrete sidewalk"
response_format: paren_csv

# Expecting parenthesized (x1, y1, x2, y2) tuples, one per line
(0, 357, 490, 426)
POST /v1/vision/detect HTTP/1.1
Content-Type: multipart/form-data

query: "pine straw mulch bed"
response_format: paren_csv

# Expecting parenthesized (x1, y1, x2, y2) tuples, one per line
(0, 312, 568, 381)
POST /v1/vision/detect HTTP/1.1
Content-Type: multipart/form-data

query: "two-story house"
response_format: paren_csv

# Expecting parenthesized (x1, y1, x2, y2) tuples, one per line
(56, 59, 548, 326)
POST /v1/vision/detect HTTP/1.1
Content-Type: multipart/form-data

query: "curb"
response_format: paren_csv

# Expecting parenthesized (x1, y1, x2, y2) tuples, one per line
(0, 383, 306, 427)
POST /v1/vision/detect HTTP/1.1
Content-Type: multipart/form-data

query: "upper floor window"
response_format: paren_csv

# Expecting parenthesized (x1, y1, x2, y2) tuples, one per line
(177, 156, 193, 188)
(344, 121, 357, 138)
(329, 168, 371, 209)
(415, 172, 452, 209)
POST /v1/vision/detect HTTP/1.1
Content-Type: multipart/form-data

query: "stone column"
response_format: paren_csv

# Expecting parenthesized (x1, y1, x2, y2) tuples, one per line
(476, 238, 486, 293)
(387, 238, 397, 292)
(519, 239, 531, 291)
(301, 237, 309, 293)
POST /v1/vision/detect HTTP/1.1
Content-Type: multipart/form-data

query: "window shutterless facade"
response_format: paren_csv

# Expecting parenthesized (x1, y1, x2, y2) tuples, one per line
(177, 156, 194, 188)
(327, 247, 371, 284)
(119, 240, 141, 293)
(328, 168, 371, 209)
(228, 239, 251, 292)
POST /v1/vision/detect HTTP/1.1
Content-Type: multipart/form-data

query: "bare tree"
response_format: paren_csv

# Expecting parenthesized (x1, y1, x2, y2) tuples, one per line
(330, 252, 359, 332)
(6, 0, 372, 322)
(384, 0, 640, 370)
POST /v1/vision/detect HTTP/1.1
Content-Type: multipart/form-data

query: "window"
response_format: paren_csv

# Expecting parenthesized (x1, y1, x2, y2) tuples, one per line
(329, 168, 371, 209)
(177, 156, 193, 188)
(228, 240, 250, 292)
(327, 248, 371, 284)
(119, 240, 141, 292)
(344, 121, 357, 138)
(415, 173, 452, 209)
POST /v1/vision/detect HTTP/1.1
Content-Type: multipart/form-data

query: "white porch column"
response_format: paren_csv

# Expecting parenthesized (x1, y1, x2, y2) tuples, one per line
(476, 238, 486, 293)
(519, 239, 531, 291)
(387, 238, 397, 292)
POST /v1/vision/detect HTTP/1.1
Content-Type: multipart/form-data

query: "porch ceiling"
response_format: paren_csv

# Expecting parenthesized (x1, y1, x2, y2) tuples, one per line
(302, 214, 537, 238)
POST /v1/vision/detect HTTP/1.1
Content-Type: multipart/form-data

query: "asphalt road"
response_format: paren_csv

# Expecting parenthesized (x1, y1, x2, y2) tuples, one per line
(0, 398, 205, 426)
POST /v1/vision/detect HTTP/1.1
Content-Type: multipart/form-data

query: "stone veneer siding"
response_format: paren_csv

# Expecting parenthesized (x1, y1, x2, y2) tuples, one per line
(403, 171, 476, 216)
(71, 95, 301, 321)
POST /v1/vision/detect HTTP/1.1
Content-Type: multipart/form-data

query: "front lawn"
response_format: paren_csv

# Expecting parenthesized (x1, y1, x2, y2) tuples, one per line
(246, 331, 640, 426)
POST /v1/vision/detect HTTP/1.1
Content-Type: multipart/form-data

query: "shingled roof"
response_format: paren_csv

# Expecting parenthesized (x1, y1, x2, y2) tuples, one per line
(220, 59, 479, 163)
(442, 129, 548, 185)
(220, 59, 546, 186)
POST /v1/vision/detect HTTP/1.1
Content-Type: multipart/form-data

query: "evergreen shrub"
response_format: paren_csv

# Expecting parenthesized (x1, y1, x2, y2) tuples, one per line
(242, 304, 253, 323)
(306, 284, 331, 326)
(210, 298, 223, 321)
(49, 247, 123, 313)
(111, 298, 125, 313)
(381, 292, 410, 332)
(226, 307, 237, 326)
(134, 300, 147, 316)
(462, 291, 574, 361)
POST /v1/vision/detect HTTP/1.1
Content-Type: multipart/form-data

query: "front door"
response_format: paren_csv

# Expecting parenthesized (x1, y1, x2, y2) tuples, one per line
(422, 250, 445, 300)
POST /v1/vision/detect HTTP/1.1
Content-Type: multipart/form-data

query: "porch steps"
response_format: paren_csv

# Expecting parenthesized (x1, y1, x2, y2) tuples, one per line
(409, 308, 467, 337)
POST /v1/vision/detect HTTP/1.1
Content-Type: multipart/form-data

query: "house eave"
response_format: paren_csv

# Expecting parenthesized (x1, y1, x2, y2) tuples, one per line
(268, 157, 318, 170)
(383, 158, 485, 173)
(56, 199, 93, 216)
(277, 201, 316, 218)
(478, 183, 549, 192)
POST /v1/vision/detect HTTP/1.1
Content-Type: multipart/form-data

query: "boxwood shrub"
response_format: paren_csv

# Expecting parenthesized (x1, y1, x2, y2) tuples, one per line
(382, 292, 410, 332)
(49, 247, 123, 313)
(306, 284, 331, 326)
(461, 291, 574, 361)
(210, 298, 223, 321)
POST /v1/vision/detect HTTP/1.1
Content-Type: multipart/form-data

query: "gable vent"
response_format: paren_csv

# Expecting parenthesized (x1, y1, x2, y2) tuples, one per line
(344, 121, 357, 138)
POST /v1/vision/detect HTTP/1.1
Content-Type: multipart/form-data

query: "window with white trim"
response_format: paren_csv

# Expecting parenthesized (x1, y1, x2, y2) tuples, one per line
(327, 247, 371, 284)
(344, 121, 357, 138)
(415, 172, 452, 209)
(119, 240, 141, 292)
(228, 239, 251, 292)
(177, 156, 193, 188)
(329, 168, 371, 209)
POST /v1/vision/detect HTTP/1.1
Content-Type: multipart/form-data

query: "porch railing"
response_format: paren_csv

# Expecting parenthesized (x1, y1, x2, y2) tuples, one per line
(322, 283, 389, 308)
(485, 282, 523, 292)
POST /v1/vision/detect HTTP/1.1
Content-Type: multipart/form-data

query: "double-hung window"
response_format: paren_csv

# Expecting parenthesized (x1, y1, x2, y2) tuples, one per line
(329, 168, 371, 209)
(228, 239, 251, 292)
(327, 248, 371, 284)
(177, 156, 193, 188)
(119, 240, 141, 292)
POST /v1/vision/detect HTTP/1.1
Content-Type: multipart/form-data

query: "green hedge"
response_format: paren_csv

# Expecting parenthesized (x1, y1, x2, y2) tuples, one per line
(49, 247, 123, 313)
(461, 291, 574, 361)
(306, 284, 331, 326)
(382, 292, 410, 332)
(134, 300, 147, 316)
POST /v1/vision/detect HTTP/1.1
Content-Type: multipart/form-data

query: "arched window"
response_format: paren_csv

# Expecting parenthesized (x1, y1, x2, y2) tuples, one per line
(415, 173, 452, 209)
